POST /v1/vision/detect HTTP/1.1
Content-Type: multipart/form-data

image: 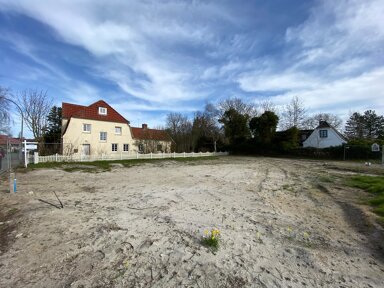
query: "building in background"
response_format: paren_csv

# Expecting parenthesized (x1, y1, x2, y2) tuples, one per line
(61, 100, 172, 156)
(303, 121, 347, 148)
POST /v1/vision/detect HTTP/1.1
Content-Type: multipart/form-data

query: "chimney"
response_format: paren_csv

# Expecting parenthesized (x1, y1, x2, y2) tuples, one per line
(142, 124, 148, 129)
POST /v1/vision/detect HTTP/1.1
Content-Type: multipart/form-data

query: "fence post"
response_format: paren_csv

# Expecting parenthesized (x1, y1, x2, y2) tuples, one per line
(382, 145, 384, 165)
(136, 152, 139, 159)
(173, 152, 175, 158)
(150, 152, 152, 159)
(183, 152, 186, 158)
(55, 153, 58, 162)
(34, 152, 39, 164)
(24, 140, 27, 168)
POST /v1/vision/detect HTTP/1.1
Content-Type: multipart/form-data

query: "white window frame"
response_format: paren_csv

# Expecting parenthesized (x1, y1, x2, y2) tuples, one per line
(100, 131, 107, 141)
(123, 144, 129, 152)
(115, 126, 122, 135)
(112, 143, 118, 152)
(83, 123, 91, 133)
(98, 107, 107, 115)
(319, 129, 328, 138)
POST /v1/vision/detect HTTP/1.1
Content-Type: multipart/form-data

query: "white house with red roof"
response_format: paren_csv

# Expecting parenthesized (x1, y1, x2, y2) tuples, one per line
(62, 100, 172, 156)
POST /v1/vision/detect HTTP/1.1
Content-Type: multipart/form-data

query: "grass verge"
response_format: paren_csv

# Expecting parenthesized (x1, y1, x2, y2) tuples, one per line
(346, 175, 384, 222)
(26, 156, 219, 173)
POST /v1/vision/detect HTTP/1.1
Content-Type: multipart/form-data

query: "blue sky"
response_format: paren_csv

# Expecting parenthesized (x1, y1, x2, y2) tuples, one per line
(1, 0, 383, 136)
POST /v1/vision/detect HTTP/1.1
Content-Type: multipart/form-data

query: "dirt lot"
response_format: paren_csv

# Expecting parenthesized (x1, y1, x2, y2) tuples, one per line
(1, 156, 384, 287)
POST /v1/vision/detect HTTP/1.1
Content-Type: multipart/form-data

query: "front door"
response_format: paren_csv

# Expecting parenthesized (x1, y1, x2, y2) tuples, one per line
(82, 144, 90, 156)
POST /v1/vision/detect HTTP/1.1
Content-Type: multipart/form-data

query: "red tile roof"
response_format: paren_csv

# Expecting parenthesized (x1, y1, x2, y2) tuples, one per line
(62, 100, 129, 124)
(0, 135, 32, 145)
(131, 127, 173, 142)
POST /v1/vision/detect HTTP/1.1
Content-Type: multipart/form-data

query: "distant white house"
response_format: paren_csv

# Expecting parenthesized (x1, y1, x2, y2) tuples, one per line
(303, 121, 347, 148)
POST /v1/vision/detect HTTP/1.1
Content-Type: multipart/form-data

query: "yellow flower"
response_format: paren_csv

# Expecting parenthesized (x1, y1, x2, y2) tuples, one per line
(287, 226, 292, 232)
(212, 236, 215, 240)
(303, 232, 309, 238)
(204, 229, 209, 235)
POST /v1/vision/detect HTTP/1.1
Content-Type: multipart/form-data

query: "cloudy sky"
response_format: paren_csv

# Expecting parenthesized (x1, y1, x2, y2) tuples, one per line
(1, 0, 383, 135)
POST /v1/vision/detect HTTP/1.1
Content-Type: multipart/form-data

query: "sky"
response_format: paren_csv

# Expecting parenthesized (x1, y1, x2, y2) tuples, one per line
(0, 0, 383, 137)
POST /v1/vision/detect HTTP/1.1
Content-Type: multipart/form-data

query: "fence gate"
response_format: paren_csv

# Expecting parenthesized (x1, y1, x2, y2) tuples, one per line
(0, 138, 23, 177)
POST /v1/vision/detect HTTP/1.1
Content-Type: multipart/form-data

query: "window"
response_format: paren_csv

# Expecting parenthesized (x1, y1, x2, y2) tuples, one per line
(83, 124, 91, 133)
(157, 144, 162, 151)
(319, 129, 328, 138)
(112, 143, 118, 152)
(98, 107, 107, 115)
(123, 144, 129, 152)
(138, 144, 144, 152)
(115, 126, 122, 135)
(100, 132, 107, 141)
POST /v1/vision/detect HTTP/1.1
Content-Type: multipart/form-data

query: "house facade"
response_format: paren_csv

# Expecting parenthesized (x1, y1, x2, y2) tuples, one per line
(303, 121, 347, 148)
(62, 100, 172, 156)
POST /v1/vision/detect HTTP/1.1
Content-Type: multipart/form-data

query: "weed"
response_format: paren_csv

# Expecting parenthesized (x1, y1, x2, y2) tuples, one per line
(7, 208, 18, 216)
(201, 228, 220, 252)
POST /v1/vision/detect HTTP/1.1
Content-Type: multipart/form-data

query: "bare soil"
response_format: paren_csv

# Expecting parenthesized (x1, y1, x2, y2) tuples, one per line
(1, 156, 384, 287)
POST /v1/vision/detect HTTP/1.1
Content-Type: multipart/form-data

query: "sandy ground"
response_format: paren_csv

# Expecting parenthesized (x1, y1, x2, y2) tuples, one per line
(0, 156, 384, 287)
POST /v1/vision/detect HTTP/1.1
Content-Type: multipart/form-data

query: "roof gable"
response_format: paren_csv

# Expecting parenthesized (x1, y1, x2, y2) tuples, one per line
(62, 100, 129, 124)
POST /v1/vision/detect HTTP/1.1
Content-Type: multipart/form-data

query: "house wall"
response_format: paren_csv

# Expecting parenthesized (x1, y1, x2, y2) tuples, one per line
(134, 139, 172, 153)
(62, 118, 138, 155)
(303, 128, 346, 148)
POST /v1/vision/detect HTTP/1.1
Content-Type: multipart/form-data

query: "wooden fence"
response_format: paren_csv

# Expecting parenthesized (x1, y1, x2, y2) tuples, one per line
(35, 151, 228, 164)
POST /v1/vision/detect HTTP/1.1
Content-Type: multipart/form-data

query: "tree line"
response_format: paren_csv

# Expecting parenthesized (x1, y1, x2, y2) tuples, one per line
(165, 96, 384, 153)
(2, 84, 383, 155)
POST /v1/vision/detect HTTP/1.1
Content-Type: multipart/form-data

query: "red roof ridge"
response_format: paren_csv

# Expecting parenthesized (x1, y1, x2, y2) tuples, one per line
(62, 100, 129, 124)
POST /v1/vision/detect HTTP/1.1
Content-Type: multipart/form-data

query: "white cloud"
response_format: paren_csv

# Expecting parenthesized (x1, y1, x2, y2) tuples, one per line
(238, 72, 322, 92)
(269, 67, 384, 117)
(237, 0, 384, 117)
(0, 0, 230, 105)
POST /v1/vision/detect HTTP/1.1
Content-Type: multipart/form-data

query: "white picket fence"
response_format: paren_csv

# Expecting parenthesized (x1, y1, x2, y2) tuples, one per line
(35, 151, 228, 164)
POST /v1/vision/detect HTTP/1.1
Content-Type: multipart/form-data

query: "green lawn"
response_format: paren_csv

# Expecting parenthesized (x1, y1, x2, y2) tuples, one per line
(346, 175, 384, 219)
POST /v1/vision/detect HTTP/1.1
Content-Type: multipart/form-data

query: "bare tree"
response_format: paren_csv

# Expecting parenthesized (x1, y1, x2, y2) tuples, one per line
(280, 96, 307, 130)
(218, 97, 258, 118)
(17, 89, 52, 140)
(302, 113, 343, 129)
(165, 112, 193, 152)
(258, 99, 278, 114)
(0, 86, 11, 135)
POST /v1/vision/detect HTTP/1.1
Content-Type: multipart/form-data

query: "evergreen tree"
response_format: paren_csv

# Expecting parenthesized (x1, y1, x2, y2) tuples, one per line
(345, 110, 384, 140)
(219, 108, 250, 145)
(44, 106, 62, 143)
(249, 111, 279, 144)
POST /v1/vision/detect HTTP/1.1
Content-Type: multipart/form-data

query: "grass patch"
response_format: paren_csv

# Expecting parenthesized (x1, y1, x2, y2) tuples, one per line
(346, 175, 384, 219)
(27, 156, 219, 172)
(201, 228, 220, 253)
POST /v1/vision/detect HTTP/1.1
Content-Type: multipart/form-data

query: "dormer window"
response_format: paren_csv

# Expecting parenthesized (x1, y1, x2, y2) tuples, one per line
(98, 107, 107, 115)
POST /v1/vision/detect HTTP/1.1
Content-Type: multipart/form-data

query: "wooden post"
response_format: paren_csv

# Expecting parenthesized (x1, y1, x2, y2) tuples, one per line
(382, 145, 384, 165)
(34, 152, 39, 164)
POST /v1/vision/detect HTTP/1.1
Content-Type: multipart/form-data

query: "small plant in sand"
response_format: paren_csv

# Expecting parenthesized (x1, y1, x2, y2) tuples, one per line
(201, 228, 220, 251)
(302, 231, 311, 247)
(287, 226, 294, 240)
